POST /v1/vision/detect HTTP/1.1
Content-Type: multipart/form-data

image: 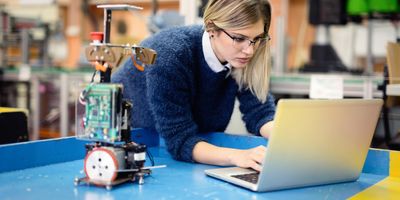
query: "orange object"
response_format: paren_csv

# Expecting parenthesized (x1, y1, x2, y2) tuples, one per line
(131, 55, 144, 71)
(93, 62, 108, 72)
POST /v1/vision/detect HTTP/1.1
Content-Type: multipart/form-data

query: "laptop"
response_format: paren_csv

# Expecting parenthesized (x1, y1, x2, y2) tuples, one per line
(205, 99, 383, 192)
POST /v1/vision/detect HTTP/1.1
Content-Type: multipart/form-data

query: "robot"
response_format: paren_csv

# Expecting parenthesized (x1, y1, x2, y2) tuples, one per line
(74, 4, 157, 190)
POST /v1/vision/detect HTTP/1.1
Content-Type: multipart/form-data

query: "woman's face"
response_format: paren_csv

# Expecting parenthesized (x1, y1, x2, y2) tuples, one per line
(210, 19, 265, 69)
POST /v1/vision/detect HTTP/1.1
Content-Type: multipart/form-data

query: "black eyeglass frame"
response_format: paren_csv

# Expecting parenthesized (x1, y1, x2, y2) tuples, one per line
(219, 28, 271, 49)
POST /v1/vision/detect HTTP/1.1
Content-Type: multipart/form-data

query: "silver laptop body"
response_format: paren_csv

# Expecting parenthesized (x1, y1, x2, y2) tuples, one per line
(205, 99, 383, 192)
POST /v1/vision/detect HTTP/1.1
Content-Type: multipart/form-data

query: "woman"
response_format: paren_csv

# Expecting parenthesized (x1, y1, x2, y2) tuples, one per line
(112, 0, 275, 171)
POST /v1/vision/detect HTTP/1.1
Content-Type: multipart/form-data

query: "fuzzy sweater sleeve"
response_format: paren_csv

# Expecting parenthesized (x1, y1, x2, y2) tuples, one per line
(140, 27, 210, 162)
(146, 61, 206, 162)
(238, 90, 276, 135)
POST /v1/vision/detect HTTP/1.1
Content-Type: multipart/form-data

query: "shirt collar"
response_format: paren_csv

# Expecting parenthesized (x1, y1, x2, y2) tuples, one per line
(202, 31, 232, 75)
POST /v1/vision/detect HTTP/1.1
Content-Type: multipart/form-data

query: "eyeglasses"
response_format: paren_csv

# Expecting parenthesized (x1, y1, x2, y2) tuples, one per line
(220, 29, 271, 50)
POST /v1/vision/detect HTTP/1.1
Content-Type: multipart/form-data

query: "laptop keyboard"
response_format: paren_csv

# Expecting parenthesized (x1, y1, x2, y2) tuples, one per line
(231, 172, 260, 184)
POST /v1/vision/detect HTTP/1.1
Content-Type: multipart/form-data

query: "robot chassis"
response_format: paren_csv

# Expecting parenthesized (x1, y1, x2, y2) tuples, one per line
(74, 4, 157, 190)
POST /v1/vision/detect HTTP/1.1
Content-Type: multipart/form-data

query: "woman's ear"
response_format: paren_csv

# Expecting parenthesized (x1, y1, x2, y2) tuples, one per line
(205, 20, 217, 31)
(206, 20, 214, 26)
(209, 30, 215, 38)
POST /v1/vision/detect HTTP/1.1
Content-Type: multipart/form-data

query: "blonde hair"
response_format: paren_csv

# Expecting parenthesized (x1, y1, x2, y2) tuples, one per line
(203, 0, 272, 103)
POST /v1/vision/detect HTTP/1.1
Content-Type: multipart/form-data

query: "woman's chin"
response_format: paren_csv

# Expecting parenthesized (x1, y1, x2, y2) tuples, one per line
(231, 62, 247, 69)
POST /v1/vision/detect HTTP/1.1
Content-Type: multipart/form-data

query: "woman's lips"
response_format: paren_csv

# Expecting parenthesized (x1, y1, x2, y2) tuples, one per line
(236, 58, 250, 64)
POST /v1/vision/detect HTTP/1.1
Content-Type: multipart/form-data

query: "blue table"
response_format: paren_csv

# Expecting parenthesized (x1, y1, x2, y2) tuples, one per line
(0, 129, 397, 200)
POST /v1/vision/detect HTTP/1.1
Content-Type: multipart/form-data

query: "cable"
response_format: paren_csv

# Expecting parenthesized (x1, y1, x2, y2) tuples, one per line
(78, 82, 94, 105)
(146, 149, 155, 166)
(90, 69, 97, 83)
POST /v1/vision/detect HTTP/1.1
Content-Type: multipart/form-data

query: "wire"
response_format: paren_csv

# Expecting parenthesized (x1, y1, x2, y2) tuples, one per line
(78, 69, 97, 105)
(78, 91, 87, 105)
(146, 149, 155, 166)
(90, 70, 97, 83)
(78, 83, 94, 105)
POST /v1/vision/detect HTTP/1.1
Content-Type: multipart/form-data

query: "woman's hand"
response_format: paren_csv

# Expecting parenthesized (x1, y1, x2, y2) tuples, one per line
(193, 142, 266, 171)
(260, 121, 274, 138)
(228, 145, 266, 171)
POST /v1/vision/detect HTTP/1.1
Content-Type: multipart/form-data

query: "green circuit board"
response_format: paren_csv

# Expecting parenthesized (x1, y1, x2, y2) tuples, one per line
(83, 84, 122, 142)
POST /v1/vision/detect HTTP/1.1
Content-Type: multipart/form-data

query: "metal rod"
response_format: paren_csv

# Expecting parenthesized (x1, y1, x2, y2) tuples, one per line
(20, 29, 29, 65)
(103, 9, 112, 44)
(60, 73, 69, 137)
(141, 165, 167, 170)
(101, 9, 112, 82)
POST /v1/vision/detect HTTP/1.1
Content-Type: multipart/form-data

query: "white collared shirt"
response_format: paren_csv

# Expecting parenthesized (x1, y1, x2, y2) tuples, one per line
(202, 31, 232, 76)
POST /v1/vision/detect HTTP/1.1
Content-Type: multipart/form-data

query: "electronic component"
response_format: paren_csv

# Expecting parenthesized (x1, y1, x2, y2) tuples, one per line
(76, 83, 123, 143)
(74, 4, 161, 190)
(75, 142, 151, 190)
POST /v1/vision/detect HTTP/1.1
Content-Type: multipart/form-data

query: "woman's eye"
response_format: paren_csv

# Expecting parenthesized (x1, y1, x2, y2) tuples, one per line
(233, 37, 246, 43)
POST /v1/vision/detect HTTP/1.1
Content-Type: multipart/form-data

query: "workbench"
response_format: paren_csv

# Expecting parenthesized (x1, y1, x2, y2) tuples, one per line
(0, 129, 399, 200)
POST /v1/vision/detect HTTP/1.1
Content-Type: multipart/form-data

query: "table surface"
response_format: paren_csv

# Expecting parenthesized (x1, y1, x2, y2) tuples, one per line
(0, 131, 399, 200)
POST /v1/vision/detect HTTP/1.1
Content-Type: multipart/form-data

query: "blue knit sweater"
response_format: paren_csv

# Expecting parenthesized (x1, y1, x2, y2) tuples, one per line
(112, 25, 275, 162)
